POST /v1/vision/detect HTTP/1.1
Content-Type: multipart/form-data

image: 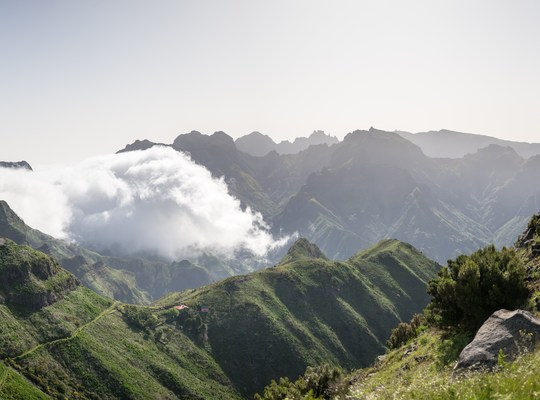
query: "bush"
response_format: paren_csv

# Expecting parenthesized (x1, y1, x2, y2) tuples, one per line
(387, 314, 425, 349)
(427, 245, 528, 331)
(122, 305, 159, 333)
(254, 364, 343, 400)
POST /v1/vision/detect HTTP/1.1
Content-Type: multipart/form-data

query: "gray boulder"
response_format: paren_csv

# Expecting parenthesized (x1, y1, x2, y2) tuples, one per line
(455, 309, 540, 371)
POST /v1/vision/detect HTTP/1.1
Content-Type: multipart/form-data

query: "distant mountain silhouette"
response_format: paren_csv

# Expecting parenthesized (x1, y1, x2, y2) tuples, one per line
(119, 127, 540, 263)
(235, 130, 339, 156)
(397, 129, 540, 158)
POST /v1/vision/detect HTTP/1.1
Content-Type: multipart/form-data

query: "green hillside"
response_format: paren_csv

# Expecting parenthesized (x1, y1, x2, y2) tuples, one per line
(157, 238, 439, 397)
(0, 200, 226, 304)
(0, 236, 438, 399)
(256, 213, 540, 399)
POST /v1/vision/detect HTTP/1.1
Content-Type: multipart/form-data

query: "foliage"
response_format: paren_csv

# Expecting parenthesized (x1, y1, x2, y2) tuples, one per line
(254, 364, 344, 400)
(436, 330, 473, 367)
(347, 328, 540, 400)
(121, 305, 159, 333)
(157, 239, 438, 397)
(427, 245, 528, 331)
(387, 314, 425, 349)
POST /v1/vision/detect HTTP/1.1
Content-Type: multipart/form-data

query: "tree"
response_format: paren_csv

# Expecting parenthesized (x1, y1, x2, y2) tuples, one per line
(427, 245, 528, 331)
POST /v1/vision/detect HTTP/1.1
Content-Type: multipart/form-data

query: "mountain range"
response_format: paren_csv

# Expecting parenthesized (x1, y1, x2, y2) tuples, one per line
(396, 129, 540, 159)
(0, 203, 439, 399)
(234, 130, 339, 157)
(118, 128, 540, 264)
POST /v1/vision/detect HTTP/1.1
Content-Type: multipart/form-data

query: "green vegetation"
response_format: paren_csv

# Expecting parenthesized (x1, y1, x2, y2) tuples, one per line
(0, 361, 49, 400)
(254, 364, 344, 400)
(158, 238, 439, 397)
(259, 214, 540, 399)
(0, 200, 220, 304)
(427, 245, 528, 331)
(345, 328, 540, 399)
(387, 314, 425, 349)
(0, 235, 438, 399)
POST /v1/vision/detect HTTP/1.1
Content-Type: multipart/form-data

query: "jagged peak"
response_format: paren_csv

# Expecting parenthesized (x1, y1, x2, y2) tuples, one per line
(116, 139, 161, 154)
(0, 161, 33, 171)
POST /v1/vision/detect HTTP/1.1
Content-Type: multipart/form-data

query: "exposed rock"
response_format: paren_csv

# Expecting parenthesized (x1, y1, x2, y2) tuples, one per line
(0, 161, 33, 171)
(116, 139, 163, 153)
(455, 309, 540, 371)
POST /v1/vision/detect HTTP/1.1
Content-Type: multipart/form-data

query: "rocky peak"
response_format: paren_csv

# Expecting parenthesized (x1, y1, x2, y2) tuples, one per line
(0, 161, 33, 171)
(116, 139, 161, 154)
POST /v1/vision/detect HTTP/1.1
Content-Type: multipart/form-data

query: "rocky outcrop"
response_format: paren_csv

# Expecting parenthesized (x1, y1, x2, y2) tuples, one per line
(455, 309, 540, 371)
(0, 161, 32, 171)
(116, 139, 162, 153)
(0, 239, 80, 311)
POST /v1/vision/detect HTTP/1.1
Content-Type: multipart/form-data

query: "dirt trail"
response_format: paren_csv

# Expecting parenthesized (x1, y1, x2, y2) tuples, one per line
(12, 301, 119, 361)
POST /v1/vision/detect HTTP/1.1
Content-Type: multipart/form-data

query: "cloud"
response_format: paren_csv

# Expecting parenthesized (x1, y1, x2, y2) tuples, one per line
(0, 147, 286, 259)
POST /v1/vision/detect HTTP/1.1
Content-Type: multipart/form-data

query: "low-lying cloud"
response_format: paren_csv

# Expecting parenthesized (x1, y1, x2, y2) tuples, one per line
(0, 147, 286, 259)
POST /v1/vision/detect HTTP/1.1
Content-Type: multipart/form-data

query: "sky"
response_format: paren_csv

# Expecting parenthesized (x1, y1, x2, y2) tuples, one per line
(1, 0, 539, 166)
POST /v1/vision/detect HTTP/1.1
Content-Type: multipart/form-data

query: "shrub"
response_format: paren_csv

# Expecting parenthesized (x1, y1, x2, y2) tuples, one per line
(427, 245, 528, 331)
(254, 364, 343, 400)
(387, 314, 425, 349)
(122, 305, 159, 333)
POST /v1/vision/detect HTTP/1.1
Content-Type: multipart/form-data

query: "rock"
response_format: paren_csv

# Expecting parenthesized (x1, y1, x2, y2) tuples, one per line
(455, 309, 540, 371)
(0, 161, 32, 171)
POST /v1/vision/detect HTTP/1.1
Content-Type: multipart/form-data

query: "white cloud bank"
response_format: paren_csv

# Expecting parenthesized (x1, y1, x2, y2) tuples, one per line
(0, 147, 286, 259)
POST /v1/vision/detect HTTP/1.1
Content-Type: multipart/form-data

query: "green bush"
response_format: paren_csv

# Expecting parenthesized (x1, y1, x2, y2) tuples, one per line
(254, 364, 343, 400)
(387, 314, 425, 349)
(122, 305, 159, 333)
(427, 245, 528, 331)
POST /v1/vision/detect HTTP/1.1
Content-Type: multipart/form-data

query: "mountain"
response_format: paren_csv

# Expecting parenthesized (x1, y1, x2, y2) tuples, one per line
(234, 131, 277, 157)
(0, 161, 32, 171)
(397, 129, 540, 159)
(258, 213, 540, 400)
(273, 129, 540, 263)
(0, 239, 241, 399)
(116, 139, 163, 153)
(0, 237, 439, 399)
(157, 238, 439, 397)
(235, 130, 339, 157)
(0, 200, 219, 304)
(119, 128, 540, 264)
(169, 130, 335, 219)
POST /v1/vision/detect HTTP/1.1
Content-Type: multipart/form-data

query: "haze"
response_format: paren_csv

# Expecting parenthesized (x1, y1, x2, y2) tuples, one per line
(1, 0, 539, 166)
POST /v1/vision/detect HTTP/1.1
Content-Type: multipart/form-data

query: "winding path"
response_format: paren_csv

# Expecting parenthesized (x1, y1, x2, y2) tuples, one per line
(12, 301, 119, 361)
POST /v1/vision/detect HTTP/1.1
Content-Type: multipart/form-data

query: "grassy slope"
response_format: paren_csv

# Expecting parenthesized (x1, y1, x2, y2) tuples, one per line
(157, 239, 440, 397)
(0, 361, 49, 400)
(344, 214, 540, 399)
(348, 328, 540, 400)
(1, 238, 439, 399)
(0, 241, 241, 399)
(10, 310, 240, 400)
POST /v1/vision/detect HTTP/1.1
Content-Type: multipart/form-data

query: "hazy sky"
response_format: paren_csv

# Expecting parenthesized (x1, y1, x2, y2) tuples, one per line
(1, 0, 539, 166)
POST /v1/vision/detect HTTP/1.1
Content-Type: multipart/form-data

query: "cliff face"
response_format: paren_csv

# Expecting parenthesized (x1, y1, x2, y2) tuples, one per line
(0, 238, 79, 311)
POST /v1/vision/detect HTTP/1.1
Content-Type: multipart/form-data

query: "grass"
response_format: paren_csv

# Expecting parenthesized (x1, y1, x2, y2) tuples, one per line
(156, 239, 439, 397)
(0, 361, 49, 400)
(346, 327, 540, 400)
